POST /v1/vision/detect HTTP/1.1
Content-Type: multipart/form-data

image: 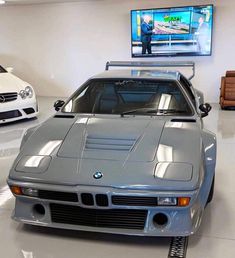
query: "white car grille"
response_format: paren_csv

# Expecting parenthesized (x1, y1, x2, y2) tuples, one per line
(0, 92, 18, 103)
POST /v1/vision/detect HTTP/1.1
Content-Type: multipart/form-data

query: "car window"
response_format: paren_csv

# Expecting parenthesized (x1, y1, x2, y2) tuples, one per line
(0, 66, 7, 73)
(62, 79, 193, 116)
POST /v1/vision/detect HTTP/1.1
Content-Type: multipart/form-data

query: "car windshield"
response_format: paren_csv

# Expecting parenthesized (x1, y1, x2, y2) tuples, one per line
(62, 79, 193, 116)
(0, 66, 7, 73)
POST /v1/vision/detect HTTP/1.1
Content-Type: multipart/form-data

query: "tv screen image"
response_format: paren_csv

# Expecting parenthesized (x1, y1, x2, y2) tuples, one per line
(131, 5, 213, 57)
(154, 11, 191, 34)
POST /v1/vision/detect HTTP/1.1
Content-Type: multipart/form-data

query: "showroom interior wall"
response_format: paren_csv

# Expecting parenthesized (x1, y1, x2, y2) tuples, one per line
(0, 0, 234, 102)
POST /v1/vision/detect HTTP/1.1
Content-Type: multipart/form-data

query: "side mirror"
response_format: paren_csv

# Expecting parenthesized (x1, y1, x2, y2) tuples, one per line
(6, 67, 14, 73)
(54, 100, 65, 111)
(199, 103, 212, 118)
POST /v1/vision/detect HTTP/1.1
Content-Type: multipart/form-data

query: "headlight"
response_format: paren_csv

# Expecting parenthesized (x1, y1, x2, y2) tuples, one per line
(158, 197, 177, 206)
(19, 86, 34, 99)
(25, 86, 33, 98)
(157, 197, 191, 207)
(19, 90, 27, 99)
(10, 186, 38, 197)
(21, 188, 38, 197)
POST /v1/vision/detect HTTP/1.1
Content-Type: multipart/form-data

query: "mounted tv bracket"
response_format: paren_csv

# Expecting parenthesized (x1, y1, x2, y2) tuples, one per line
(105, 61, 195, 80)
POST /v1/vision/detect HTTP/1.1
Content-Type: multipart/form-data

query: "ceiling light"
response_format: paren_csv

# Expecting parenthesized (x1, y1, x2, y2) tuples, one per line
(0, 1, 6, 4)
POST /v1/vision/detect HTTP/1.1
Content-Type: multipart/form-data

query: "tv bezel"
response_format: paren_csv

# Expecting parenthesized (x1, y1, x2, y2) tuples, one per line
(130, 4, 214, 58)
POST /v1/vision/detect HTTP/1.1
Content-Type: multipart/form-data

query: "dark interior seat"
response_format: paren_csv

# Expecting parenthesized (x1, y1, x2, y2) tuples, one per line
(92, 85, 119, 113)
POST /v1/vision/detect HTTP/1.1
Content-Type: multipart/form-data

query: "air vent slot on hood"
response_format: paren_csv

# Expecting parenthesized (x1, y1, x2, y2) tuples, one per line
(85, 136, 136, 151)
(171, 119, 196, 123)
(54, 114, 75, 119)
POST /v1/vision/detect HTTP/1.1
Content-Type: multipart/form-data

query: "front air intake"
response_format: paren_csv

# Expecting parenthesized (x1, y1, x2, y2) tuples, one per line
(50, 203, 147, 230)
(0, 110, 22, 120)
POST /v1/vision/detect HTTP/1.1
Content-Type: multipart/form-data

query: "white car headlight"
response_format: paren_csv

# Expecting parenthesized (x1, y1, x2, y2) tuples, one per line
(19, 90, 27, 99)
(19, 86, 34, 99)
(25, 86, 34, 98)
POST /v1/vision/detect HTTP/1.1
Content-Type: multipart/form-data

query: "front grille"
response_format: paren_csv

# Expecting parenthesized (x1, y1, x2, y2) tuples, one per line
(112, 196, 158, 206)
(96, 194, 109, 207)
(81, 193, 94, 206)
(0, 92, 18, 103)
(38, 190, 78, 202)
(50, 203, 147, 230)
(0, 110, 22, 120)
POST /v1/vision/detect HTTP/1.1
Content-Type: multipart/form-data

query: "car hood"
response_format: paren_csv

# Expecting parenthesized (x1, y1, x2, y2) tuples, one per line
(0, 73, 28, 92)
(10, 114, 202, 191)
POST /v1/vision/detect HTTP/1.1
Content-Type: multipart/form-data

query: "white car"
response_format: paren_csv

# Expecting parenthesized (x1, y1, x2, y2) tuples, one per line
(0, 65, 38, 124)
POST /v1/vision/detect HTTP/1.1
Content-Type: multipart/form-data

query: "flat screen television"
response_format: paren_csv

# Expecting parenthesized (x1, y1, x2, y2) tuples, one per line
(131, 4, 213, 57)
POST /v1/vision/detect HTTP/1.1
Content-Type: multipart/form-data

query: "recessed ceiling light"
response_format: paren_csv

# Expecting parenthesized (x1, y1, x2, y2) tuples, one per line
(0, 0, 6, 4)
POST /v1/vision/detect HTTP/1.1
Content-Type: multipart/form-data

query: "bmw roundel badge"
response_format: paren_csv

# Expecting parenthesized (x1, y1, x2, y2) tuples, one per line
(93, 171, 103, 179)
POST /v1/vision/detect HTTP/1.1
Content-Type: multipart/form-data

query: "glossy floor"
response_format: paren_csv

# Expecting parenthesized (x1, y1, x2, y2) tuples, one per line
(0, 97, 235, 258)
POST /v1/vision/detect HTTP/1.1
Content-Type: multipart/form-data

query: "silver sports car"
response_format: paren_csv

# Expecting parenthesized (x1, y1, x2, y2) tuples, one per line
(7, 61, 216, 237)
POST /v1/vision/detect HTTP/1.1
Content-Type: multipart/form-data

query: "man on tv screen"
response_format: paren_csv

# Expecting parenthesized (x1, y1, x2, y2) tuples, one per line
(141, 15, 155, 55)
(196, 16, 209, 54)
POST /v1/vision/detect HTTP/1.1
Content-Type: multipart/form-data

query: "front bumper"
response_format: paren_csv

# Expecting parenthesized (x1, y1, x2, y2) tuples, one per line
(0, 96, 38, 124)
(8, 179, 204, 237)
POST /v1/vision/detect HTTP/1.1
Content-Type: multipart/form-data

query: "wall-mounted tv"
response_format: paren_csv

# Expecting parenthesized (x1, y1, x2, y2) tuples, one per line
(131, 4, 213, 57)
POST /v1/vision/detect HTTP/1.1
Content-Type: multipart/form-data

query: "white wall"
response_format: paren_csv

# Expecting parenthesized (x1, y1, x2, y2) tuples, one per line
(0, 0, 234, 102)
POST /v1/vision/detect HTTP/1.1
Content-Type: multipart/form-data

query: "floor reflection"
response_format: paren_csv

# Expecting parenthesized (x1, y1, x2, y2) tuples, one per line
(0, 185, 13, 209)
(16, 225, 170, 258)
(217, 109, 235, 139)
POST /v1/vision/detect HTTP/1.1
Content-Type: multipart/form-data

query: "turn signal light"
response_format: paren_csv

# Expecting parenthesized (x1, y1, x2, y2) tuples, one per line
(10, 186, 23, 195)
(10, 186, 39, 197)
(178, 197, 191, 207)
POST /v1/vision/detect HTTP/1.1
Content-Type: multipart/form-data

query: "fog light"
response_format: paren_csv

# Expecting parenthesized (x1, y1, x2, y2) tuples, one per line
(10, 186, 22, 195)
(153, 213, 168, 227)
(158, 197, 177, 206)
(22, 188, 38, 197)
(32, 204, 46, 219)
(178, 197, 191, 207)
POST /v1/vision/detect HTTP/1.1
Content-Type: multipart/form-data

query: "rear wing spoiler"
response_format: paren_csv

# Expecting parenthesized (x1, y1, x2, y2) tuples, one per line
(105, 61, 195, 80)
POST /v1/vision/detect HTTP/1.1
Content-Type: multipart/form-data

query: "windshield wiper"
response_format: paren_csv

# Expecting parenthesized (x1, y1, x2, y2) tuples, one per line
(120, 108, 187, 117)
(120, 108, 155, 117)
(156, 109, 187, 114)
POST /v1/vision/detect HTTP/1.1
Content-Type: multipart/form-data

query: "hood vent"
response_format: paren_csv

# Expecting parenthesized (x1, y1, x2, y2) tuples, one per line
(54, 114, 75, 119)
(171, 119, 196, 123)
(85, 136, 136, 151)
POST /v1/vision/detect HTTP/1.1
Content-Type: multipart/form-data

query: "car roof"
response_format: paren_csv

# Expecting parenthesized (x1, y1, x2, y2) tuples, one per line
(91, 69, 180, 81)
